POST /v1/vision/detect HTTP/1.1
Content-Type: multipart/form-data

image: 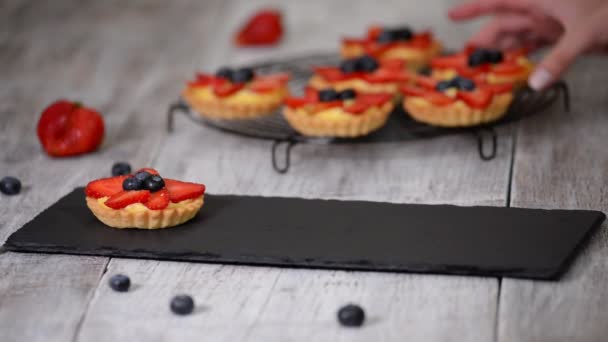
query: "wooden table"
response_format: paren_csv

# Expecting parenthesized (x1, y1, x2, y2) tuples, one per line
(1, 1, 606, 341)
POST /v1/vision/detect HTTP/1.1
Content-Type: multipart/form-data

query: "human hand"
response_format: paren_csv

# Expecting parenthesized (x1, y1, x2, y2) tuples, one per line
(448, 0, 608, 90)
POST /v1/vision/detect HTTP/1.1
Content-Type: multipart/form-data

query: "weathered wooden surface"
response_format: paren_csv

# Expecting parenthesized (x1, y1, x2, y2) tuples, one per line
(0, 0, 606, 341)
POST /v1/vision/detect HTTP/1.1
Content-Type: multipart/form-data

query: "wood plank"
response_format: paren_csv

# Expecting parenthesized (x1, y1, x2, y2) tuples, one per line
(0, 1, 225, 341)
(498, 57, 608, 341)
(77, 1, 506, 341)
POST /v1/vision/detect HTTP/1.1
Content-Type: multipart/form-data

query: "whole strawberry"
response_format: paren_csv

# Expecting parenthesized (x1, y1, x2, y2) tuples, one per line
(37, 100, 105, 157)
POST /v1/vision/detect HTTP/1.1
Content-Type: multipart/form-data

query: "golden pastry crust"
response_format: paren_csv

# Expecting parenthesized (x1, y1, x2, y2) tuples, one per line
(308, 75, 400, 94)
(341, 41, 442, 70)
(182, 87, 287, 120)
(283, 102, 393, 137)
(404, 93, 513, 127)
(86, 195, 204, 229)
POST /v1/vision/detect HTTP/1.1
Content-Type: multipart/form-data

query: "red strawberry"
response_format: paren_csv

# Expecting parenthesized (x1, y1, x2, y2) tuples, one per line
(105, 190, 150, 209)
(284, 97, 310, 109)
(85, 175, 128, 198)
(313, 101, 342, 113)
(304, 87, 319, 102)
(379, 59, 406, 71)
(144, 189, 170, 210)
(165, 179, 206, 203)
(400, 85, 428, 97)
(422, 92, 456, 106)
(366, 25, 383, 40)
(37, 100, 105, 157)
(484, 83, 513, 95)
(235, 9, 283, 46)
(408, 31, 433, 48)
(249, 73, 290, 93)
(136, 168, 159, 175)
(358, 93, 392, 106)
(313, 67, 348, 82)
(344, 100, 370, 114)
(214, 82, 244, 97)
(431, 54, 468, 69)
(458, 88, 493, 109)
(415, 75, 438, 90)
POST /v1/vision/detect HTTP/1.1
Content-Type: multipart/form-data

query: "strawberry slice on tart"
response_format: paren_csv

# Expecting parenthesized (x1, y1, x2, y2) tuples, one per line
(85, 169, 206, 229)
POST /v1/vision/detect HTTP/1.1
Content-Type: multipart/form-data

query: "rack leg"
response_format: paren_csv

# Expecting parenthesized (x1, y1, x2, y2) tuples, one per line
(271, 139, 297, 174)
(555, 80, 571, 112)
(167, 101, 191, 133)
(476, 128, 497, 161)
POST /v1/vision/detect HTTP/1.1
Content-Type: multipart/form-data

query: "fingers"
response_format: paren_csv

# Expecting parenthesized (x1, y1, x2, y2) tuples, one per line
(529, 29, 591, 90)
(467, 14, 535, 47)
(449, 0, 530, 21)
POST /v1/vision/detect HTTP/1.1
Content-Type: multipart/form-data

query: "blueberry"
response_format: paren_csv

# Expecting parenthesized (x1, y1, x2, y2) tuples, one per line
(0, 176, 21, 195)
(337, 304, 365, 327)
(339, 89, 357, 100)
(318, 89, 340, 102)
(454, 76, 476, 91)
(358, 55, 379, 72)
(144, 175, 165, 192)
(377, 29, 396, 43)
(109, 274, 130, 292)
(394, 27, 413, 40)
(340, 58, 360, 74)
(134, 171, 152, 183)
(111, 162, 131, 176)
(486, 49, 503, 64)
(468, 48, 488, 67)
(122, 177, 142, 191)
(435, 80, 455, 92)
(216, 67, 234, 81)
(170, 295, 194, 315)
(231, 67, 255, 83)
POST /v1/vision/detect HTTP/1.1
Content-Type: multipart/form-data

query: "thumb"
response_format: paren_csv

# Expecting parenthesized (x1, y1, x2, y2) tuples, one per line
(529, 28, 589, 90)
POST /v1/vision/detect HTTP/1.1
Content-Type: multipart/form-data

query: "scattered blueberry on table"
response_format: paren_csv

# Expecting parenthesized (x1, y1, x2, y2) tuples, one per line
(337, 304, 365, 327)
(111, 162, 132, 176)
(109, 274, 131, 292)
(0, 176, 22, 195)
(170, 295, 195, 315)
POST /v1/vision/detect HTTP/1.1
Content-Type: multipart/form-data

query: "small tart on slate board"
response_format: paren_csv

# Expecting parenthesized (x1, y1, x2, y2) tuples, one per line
(85, 168, 206, 229)
(401, 75, 513, 127)
(308, 56, 412, 96)
(283, 87, 394, 137)
(430, 46, 533, 87)
(182, 67, 290, 120)
(341, 25, 442, 70)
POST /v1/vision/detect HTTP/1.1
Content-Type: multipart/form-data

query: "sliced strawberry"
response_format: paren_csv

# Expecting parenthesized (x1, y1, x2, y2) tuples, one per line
(85, 175, 129, 198)
(313, 66, 348, 82)
(366, 25, 383, 40)
(304, 87, 319, 102)
(105, 190, 150, 209)
(358, 93, 392, 106)
(363, 69, 409, 83)
(492, 62, 525, 75)
(423, 92, 456, 106)
(400, 85, 427, 97)
(408, 31, 433, 48)
(284, 97, 310, 109)
(144, 188, 170, 210)
(235, 9, 283, 46)
(136, 168, 159, 175)
(380, 59, 406, 71)
(344, 100, 370, 114)
(313, 101, 342, 112)
(431, 53, 468, 69)
(165, 179, 206, 203)
(484, 83, 513, 95)
(249, 73, 290, 93)
(213, 82, 245, 97)
(458, 88, 493, 109)
(415, 75, 438, 90)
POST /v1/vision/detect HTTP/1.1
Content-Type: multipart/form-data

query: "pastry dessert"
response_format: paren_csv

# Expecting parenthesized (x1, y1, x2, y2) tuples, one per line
(431, 46, 533, 87)
(182, 67, 290, 120)
(341, 25, 442, 70)
(309, 55, 411, 96)
(85, 168, 206, 229)
(283, 87, 394, 137)
(400, 75, 513, 127)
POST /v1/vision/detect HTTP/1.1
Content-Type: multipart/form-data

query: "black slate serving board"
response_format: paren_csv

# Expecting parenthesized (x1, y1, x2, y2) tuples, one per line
(4, 188, 605, 280)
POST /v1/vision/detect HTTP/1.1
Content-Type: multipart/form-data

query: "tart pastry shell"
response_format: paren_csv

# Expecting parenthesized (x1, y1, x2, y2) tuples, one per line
(86, 195, 204, 229)
(283, 102, 393, 137)
(182, 87, 286, 120)
(403, 93, 513, 127)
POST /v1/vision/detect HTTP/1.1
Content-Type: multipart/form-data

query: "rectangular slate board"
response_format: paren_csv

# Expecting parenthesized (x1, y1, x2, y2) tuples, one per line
(4, 188, 605, 280)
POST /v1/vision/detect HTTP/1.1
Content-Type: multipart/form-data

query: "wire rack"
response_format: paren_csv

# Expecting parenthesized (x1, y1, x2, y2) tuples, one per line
(167, 53, 569, 174)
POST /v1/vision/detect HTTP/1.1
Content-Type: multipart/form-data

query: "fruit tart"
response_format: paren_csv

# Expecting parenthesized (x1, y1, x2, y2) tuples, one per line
(309, 56, 411, 96)
(283, 87, 394, 137)
(431, 46, 533, 87)
(85, 168, 206, 229)
(341, 25, 442, 70)
(182, 67, 290, 120)
(400, 75, 513, 127)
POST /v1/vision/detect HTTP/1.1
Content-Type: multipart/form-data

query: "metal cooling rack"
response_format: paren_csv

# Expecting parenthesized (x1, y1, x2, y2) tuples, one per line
(167, 53, 569, 174)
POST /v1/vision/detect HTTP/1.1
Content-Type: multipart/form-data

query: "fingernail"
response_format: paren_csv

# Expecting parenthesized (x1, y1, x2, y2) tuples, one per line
(528, 68, 554, 91)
